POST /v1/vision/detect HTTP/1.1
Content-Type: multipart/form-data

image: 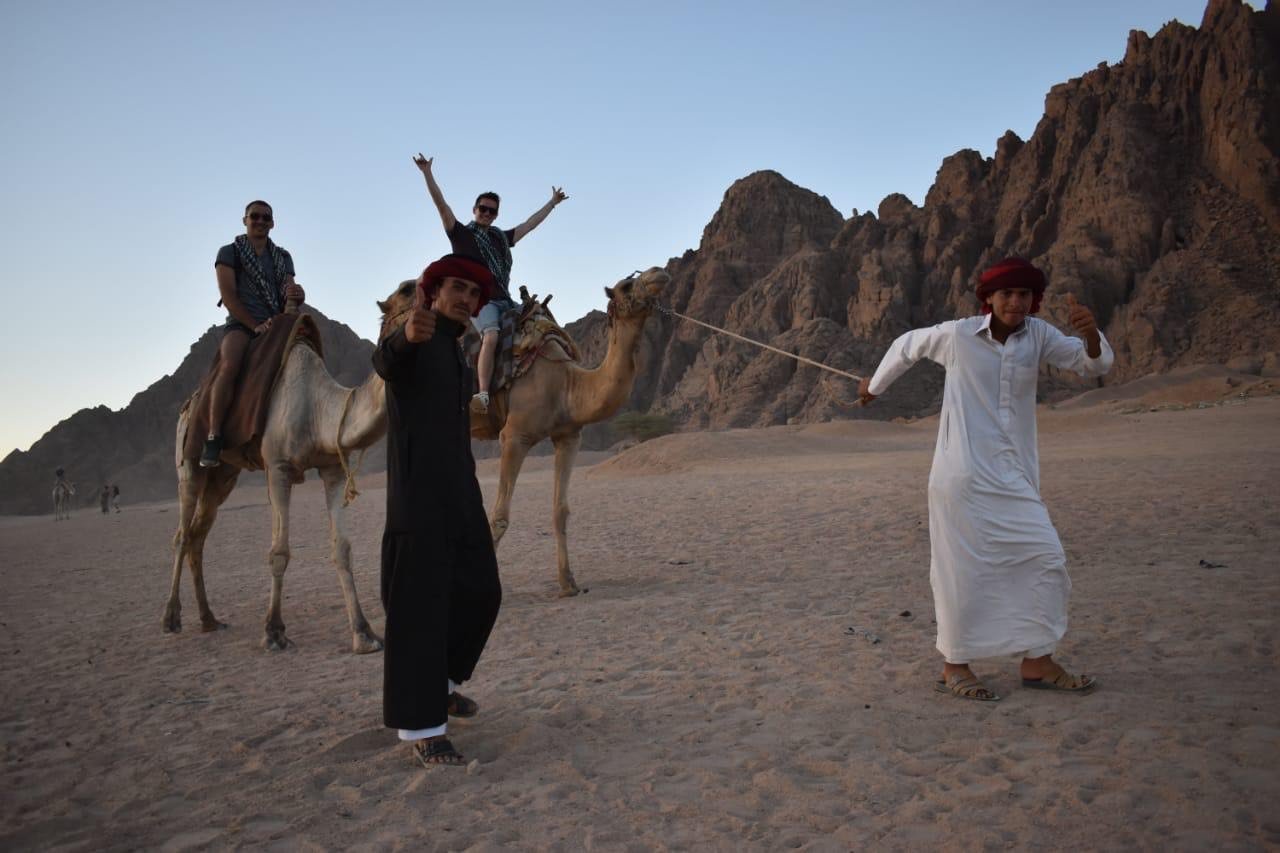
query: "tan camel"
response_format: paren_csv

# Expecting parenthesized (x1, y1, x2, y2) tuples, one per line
(53, 480, 75, 521)
(476, 267, 669, 596)
(162, 297, 395, 653)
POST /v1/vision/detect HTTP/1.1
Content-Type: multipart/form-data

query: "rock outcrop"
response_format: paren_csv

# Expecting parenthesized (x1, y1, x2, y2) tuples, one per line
(4, 0, 1277, 513)
(568, 0, 1280, 427)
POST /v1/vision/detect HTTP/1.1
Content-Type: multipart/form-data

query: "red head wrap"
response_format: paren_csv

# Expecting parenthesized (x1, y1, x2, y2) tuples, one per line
(417, 254, 494, 316)
(976, 257, 1046, 315)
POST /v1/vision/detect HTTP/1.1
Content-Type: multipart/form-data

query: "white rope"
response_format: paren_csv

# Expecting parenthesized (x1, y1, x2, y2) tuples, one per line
(656, 305, 865, 384)
(334, 387, 365, 506)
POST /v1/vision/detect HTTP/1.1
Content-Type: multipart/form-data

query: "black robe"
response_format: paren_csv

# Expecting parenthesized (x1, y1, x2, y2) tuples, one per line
(373, 316, 501, 731)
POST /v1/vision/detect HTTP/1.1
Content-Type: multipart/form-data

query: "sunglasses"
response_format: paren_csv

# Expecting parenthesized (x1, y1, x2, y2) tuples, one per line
(476, 204, 498, 216)
(247, 213, 274, 223)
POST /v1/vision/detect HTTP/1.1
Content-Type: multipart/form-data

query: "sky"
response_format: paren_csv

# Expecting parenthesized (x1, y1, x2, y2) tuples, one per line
(0, 0, 1227, 457)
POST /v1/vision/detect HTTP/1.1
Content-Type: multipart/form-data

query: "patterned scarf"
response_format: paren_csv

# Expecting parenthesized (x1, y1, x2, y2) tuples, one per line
(466, 223, 512, 299)
(234, 234, 289, 314)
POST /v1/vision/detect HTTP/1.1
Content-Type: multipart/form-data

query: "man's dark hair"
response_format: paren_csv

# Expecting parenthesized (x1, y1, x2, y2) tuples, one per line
(244, 200, 273, 215)
(474, 192, 500, 209)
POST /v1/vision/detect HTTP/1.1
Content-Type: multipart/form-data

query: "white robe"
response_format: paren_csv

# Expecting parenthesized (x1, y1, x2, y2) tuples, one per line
(869, 315, 1114, 662)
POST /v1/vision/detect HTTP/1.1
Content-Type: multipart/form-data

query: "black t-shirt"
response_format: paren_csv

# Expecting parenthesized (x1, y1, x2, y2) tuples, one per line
(447, 221, 516, 303)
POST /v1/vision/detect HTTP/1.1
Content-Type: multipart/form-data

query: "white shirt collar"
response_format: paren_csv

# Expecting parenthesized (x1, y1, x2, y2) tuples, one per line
(976, 312, 1028, 339)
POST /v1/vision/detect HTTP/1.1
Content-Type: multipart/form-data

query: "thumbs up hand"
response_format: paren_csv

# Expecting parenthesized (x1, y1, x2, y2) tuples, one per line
(405, 282, 437, 343)
(1065, 293, 1097, 338)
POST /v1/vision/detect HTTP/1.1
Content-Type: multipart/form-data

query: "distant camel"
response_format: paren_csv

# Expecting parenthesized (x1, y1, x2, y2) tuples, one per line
(477, 267, 669, 596)
(163, 297, 391, 653)
(53, 480, 76, 521)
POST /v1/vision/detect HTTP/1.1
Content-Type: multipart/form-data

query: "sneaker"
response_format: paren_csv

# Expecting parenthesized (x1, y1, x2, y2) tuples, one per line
(469, 391, 490, 414)
(199, 436, 223, 468)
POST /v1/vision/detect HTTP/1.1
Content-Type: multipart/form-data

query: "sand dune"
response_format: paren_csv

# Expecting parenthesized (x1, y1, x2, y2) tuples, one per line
(1, 391, 1278, 850)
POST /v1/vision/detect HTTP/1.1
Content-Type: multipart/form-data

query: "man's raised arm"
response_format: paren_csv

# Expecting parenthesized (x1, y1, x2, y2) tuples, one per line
(511, 186, 568, 244)
(414, 153, 457, 233)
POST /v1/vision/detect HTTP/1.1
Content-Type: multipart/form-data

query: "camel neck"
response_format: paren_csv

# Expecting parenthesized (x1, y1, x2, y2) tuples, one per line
(570, 314, 644, 424)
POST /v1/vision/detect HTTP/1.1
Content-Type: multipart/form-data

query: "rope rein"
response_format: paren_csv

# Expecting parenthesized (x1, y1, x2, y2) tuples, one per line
(654, 304, 865, 384)
(334, 387, 366, 506)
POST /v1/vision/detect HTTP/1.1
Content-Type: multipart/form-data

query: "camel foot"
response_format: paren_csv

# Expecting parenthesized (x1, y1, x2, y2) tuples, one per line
(352, 631, 384, 655)
(558, 585, 581, 598)
(200, 617, 228, 633)
(263, 627, 292, 651)
(162, 608, 182, 634)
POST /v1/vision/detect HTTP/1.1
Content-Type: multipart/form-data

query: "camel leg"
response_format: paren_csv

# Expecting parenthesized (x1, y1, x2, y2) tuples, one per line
(551, 432, 582, 597)
(164, 462, 205, 633)
(491, 428, 534, 546)
(187, 464, 240, 632)
(263, 464, 295, 651)
(318, 465, 383, 654)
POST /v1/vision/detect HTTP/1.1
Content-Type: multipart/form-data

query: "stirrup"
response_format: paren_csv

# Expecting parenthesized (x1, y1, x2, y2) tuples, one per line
(469, 392, 490, 414)
(199, 436, 223, 468)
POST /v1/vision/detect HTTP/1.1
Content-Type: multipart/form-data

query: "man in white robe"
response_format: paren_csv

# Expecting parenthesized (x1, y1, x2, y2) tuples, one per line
(859, 257, 1113, 701)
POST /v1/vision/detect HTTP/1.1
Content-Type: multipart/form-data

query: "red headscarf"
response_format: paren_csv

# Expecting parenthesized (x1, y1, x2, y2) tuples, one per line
(417, 254, 495, 316)
(976, 257, 1046, 315)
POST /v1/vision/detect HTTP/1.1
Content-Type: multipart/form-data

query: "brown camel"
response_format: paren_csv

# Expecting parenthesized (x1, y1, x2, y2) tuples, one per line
(373, 268, 669, 597)
(479, 267, 669, 596)
(162, 297, 395, 653)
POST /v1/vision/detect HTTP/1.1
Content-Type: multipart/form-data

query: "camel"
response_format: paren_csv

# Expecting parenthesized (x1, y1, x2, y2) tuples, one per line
(162, 296, 396, 653)
(475, 267, 669, 596)
(53, 480, 75, 521)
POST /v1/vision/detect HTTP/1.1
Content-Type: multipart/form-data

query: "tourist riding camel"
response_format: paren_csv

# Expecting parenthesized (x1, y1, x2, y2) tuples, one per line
(201, 200, 304, 468)
(412, 153, 567, 415)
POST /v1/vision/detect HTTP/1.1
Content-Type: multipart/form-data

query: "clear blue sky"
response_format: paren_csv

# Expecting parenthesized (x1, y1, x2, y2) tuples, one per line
(0, 0, 1223, 456)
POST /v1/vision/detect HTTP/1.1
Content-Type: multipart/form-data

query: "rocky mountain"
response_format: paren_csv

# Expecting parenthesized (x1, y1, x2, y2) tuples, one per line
(0, 310, 381, 515)
(4, 0, 1277, 515)
(568, 0, 1280, 426)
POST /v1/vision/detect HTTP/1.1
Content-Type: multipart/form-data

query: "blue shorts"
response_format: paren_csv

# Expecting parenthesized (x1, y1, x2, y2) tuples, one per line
(471, 300, 515, 335)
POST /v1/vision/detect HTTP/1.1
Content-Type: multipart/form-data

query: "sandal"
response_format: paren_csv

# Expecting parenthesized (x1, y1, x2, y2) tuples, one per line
(411, 736, 466, 767)
(934, 674, 1001, 702)
(1022, 669, 1096, 693)
(447, 692, 479, 718)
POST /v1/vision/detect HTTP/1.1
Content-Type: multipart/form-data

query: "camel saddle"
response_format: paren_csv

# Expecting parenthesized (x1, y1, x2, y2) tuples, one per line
(180, 313, 324, 470)
(468, 287, 579, 437)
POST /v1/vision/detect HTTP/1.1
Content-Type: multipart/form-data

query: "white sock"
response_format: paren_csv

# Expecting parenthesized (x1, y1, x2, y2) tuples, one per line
(399, 723, 446, 741)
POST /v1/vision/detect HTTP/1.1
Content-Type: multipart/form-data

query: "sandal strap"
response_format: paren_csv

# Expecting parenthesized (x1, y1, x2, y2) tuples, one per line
(1047, 670, 1092, 690)
(946, 674, 997, 699)
(415, 737, 465, 765)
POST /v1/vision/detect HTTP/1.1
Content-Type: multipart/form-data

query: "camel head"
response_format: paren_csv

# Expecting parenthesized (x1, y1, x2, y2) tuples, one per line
(377, 279, 419, 341)
(605, 267, 670, 322)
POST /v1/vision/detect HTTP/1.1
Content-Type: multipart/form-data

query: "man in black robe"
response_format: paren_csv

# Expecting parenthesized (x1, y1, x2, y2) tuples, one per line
(373, 254, 503, 767)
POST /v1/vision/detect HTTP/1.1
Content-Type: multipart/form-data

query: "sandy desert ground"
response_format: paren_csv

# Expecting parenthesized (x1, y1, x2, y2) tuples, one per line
(2, 375, 1278, 851)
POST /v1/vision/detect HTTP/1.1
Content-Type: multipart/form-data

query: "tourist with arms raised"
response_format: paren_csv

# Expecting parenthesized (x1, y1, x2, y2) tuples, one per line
(412, 153, 567, 414)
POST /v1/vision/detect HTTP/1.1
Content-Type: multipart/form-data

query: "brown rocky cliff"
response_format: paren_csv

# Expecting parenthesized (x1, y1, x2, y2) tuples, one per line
(569, 0, 1280, 429)
(4, 1, 1277, 512)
